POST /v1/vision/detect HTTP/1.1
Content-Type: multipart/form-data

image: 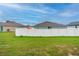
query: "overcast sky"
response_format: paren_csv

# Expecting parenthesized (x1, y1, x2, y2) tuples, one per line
(0, 3, 79, 25)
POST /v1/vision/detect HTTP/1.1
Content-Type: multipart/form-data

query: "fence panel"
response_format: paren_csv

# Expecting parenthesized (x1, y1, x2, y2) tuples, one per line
(15, 28, 79, 36)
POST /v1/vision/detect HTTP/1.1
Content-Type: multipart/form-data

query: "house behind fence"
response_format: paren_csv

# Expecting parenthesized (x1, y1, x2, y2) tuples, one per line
(0, 20, 25, 32)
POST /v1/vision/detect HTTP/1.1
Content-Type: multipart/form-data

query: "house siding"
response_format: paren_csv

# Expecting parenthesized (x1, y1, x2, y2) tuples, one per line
(67, 26, 79, 29)
(3, 27, 16, 32)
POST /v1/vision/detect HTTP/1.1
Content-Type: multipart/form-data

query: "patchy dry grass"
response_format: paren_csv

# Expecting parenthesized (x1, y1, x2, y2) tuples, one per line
(55, 45, 79, 56)
(0, 32, 79, 56)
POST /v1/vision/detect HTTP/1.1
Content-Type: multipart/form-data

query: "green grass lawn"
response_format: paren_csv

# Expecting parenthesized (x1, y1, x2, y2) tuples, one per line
(0, 32, 79, 56)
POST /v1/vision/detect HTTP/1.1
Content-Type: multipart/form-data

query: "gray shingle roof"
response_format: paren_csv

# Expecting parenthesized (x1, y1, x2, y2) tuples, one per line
(3, 21, 25, 27)
(0, 21, 27, 27)
(34, 21, 66, 27)
(0, 22, 4, 26)
(68, 21, 79, 26)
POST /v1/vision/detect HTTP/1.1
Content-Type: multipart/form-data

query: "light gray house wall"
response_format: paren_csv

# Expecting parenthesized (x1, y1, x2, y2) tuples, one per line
(3, 27, 16, 32)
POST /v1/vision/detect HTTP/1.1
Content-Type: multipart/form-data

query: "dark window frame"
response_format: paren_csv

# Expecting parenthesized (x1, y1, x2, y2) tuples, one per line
(75, 25, 77, 28)
(48, 26, 52, 29)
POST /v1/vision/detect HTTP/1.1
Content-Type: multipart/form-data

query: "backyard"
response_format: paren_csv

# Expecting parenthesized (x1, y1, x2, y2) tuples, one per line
(0, 32, 79, 56)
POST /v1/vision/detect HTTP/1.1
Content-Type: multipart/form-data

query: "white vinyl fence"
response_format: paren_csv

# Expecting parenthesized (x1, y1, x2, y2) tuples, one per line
(15, 28, 79, 36)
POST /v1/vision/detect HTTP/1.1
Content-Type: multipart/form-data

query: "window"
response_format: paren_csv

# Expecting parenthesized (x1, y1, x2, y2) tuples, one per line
(48, 26, 52, 29)
(7, 29, 10, 32)
(1, 26, 3, 32)
(75, 25, 77, 28)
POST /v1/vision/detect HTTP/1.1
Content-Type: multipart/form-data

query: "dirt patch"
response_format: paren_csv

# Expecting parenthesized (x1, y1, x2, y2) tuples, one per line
(55, 45, 79, 56)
